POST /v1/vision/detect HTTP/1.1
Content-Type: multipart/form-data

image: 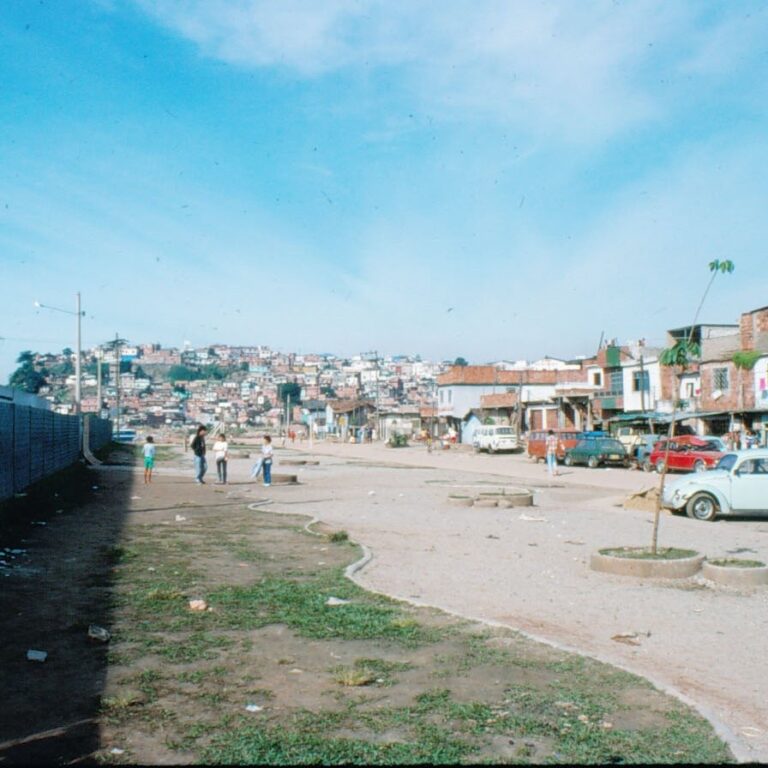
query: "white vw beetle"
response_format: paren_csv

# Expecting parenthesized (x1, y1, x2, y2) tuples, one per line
(662, 449, 768, 521)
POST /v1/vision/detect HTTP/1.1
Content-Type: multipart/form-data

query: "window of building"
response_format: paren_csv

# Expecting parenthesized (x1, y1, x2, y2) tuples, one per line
(592, 371, 602, 387)
(713, 367, 730, 392)
(632, 371, 650, 392)
(609, 370, 623, 394)
(448, 390, 453, 404)
(439, 390, 444, 404)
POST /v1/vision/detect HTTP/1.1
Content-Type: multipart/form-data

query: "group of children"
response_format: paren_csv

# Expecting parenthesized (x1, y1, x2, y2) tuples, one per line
(140, 430, 274, 486)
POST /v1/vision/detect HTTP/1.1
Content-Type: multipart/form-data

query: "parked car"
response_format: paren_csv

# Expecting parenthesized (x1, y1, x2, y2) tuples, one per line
(527, 429, 582, 463)
(473, 425, 520, 453)
(647, 435, 725, 474)
(564, 438, 628, 468)
(662, 449, 768, 520)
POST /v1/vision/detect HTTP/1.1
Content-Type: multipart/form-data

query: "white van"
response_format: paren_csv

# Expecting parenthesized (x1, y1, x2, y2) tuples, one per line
(473, 425, 520, 454)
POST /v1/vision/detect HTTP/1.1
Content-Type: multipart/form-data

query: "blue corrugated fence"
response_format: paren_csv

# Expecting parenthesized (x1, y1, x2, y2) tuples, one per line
(0, 400, 112, 503)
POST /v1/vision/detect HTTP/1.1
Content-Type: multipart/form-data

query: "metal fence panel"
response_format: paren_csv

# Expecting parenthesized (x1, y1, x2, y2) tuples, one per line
(13, 406, 31, 493)
(0, 399, 111, 503)
(0, 403, 13, 501)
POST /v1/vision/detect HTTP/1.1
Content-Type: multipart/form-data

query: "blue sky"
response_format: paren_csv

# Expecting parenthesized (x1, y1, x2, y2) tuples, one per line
(2, 0, 768, 381)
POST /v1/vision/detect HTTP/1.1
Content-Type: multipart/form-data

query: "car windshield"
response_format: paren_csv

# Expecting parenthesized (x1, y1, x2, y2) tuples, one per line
(599, 439, 624, 451)
(716, 454, 738, 472)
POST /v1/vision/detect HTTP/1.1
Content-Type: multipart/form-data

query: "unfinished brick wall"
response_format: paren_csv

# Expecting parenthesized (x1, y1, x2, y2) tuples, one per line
(700, 361, 754, 412)
(741, 306, 768, 352)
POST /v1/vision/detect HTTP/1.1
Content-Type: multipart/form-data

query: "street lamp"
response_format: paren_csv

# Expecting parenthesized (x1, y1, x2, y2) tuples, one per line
(34, 292, 85, 414)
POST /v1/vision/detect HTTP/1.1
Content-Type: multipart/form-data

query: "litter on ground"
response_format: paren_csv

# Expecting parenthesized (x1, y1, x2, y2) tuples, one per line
(26, 649, 48, 662)
(325, 597, 351, 606)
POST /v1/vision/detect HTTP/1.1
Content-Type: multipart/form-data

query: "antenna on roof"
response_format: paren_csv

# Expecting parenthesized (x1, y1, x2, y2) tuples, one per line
(597, 331, 605, 351)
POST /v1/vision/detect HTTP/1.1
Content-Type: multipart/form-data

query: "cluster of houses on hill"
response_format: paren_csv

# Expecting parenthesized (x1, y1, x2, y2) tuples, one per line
(19, 303, 768, 446)
(437, 304, 768, 447)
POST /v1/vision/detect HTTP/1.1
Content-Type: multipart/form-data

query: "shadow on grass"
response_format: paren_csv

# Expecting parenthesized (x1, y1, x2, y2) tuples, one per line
(0, 445, 134, 764)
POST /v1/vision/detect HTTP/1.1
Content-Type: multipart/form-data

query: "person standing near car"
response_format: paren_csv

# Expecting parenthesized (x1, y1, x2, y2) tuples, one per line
(191, 425, 208, 484)
(545, 429, 561, 477)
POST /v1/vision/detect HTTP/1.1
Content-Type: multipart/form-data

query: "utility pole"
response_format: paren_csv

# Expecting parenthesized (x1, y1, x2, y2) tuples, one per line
(96, 346, 102, 417)
(515, 371, 524, 443)
(115, 333, 121, 438)
(75, 292, 82, 414)
(374, 350, 381, 441)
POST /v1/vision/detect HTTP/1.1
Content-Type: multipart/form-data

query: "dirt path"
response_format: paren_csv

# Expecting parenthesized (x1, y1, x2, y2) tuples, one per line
(1, 446, 731, 764)
(229, 441, 768, 763)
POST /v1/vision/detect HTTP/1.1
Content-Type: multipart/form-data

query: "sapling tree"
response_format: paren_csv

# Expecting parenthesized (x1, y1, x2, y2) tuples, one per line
(651, 259, 734, 554)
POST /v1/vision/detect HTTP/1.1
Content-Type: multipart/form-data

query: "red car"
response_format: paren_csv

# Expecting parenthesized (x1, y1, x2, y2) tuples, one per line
(647, 435, 726, 474)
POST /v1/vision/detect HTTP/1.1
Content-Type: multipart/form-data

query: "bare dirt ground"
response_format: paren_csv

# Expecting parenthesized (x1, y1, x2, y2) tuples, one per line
(267, 440, 768, 763)
(0, 442, 734, 764)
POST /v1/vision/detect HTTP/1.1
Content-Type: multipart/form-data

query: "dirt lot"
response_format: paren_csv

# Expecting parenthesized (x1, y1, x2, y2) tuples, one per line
(0, 444, 733, 764)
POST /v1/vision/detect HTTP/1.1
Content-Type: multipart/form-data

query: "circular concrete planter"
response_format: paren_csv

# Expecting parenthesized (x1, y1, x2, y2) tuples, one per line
(447, 495, 475, 507)
(476, 489, 534, 509)
(702, 559, 768, 587)
(590, 547, 704, 579)
(473, 497, 499, 508)
(498, 493, 534, 508)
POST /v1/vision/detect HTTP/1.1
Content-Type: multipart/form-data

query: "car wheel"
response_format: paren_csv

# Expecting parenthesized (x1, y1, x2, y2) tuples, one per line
(655, 459, 666, 474)
(488, 445, 496, 454)
(564, 454, 573, 467)
(587, 455, 599, 469)
(642, 460, 653, 473)
(686, 492, 718, 521)
(693, 459, 706, 472)
(622, 458, 630, 468)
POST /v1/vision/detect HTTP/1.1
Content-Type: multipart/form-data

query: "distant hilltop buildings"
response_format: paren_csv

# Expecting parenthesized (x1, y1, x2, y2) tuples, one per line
(11, 302, 768, 444)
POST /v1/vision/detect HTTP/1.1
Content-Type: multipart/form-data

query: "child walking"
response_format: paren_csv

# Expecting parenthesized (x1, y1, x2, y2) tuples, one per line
(143, 435, 156, 484)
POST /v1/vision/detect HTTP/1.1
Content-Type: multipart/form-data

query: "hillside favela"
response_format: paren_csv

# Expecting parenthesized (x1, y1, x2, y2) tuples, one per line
(9, 306, 768, 444)
(3, 2, 768, 767)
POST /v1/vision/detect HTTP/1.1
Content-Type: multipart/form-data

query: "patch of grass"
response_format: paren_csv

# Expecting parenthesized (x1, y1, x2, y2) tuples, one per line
(328, 530, 349, 543)
(203, 722, 472, 765)
(708, 558, 765, 568)
(600, 547, 699, 560)
(332, 658, 413, 687)
(207, 572, 442, 646)
(156, 632, 235, 663)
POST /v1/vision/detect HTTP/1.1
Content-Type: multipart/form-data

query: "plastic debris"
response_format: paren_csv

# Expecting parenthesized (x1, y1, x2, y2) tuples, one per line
(519, 514, 547, 522)
(245, 703, 263, 713)
(325, 597, 351, 606)
(26, 649, 48, 662)
(131, 496, 141, 500)
(289, 668, 303, 674)
(188, 599, 208, 611)
(110, 748, 125, 755)
(368, 490, 376, 496)
(741, 726, 763, 738)
(175, 515, 187, 522)
(92, 486, 99, 490)
(88, 625, 111, 643)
